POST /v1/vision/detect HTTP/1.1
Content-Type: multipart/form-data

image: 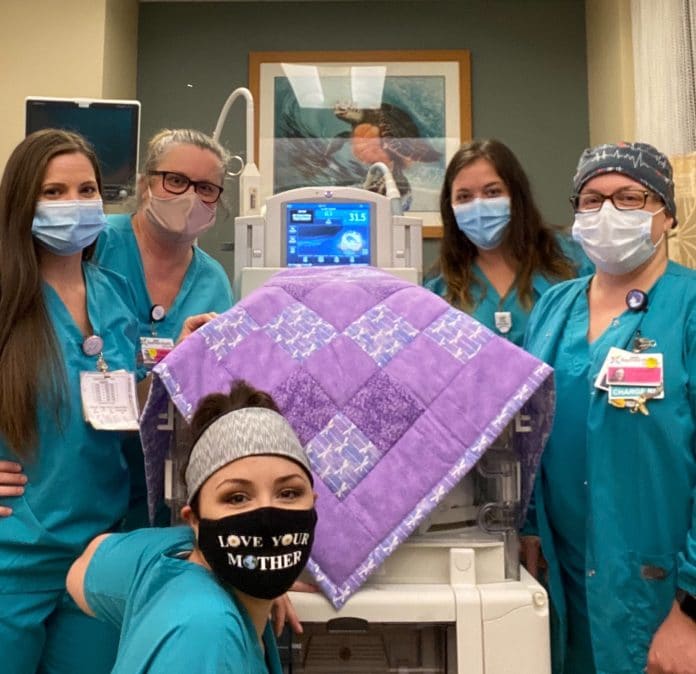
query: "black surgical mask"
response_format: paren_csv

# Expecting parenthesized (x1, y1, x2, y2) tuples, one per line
(197, 506, 317, 599)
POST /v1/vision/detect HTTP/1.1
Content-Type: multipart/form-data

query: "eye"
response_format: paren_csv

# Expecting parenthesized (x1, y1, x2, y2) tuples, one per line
(453, 191, 472, 205)
(484, 186, 504, 198)
(614, 191, 645, 208)
(80, 184, 99, 197)
(278, 487, 305, 501)
(41, 186, 63, 199)
(163, 173, 189, 189)
(197, 182, 216, 197)
(224, 492, 249, 505)
(578, 193, 603, 211)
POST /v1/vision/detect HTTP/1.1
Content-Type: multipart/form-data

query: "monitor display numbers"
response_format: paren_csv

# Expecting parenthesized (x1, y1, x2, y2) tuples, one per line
(286, 202, 372, 267)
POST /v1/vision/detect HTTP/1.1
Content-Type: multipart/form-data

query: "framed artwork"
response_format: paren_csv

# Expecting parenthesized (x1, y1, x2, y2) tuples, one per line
(249, 50, 471, 237)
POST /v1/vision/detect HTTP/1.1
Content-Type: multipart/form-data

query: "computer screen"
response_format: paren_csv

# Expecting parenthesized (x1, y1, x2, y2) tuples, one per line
(25, 97, 140, 202)
(284, 200, 373, 267)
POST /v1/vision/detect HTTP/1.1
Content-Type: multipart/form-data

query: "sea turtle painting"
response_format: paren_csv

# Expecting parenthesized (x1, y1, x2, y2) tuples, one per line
(329, 102, 443, 209)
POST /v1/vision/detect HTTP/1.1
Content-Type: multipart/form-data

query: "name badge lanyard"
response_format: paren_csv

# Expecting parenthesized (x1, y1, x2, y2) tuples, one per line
(79, 299, 139, 431)
(150, 304, 166, 337)
(141, 305, 175, 368)
(493, 283, 515, 337)
(595, 288, 663, 416)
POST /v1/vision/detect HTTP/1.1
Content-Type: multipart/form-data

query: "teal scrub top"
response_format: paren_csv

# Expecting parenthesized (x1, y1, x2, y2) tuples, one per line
(95, 214, 234, 528)
(524, 261, 696, 674)
(95, 214, 234, 343)
(85, 527, 283, 674)
(0, 263, 139, 592)
(424, 236, 593, 346)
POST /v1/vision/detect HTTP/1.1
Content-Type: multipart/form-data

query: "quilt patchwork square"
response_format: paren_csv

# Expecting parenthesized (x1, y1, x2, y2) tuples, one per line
(266, 302, 337, 362)
(306, 412, 381, 500)
(271, 369, 337, 446)
(345, 303, 418, 367)
(343, 370, 425, 452)
(202, 308, 259, 361)
(424, 306, 493, 362)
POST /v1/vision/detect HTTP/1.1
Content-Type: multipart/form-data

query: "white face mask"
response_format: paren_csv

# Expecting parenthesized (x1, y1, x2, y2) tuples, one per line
(572, 201, 664, 275)
(145, 188, 217, 239)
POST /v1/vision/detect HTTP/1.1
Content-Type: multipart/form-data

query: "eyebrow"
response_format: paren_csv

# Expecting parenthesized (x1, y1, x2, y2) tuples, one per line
(41, 180, 98, 188)
(215, 473, 307, 490)
(455, 181, 503, 192)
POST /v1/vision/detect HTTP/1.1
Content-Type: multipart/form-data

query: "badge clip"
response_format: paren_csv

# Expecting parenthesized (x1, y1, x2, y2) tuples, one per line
(632, 331, 657, 353)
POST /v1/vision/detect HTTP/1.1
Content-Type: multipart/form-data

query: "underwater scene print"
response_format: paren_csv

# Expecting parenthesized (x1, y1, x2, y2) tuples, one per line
(273, 75, 447, 213)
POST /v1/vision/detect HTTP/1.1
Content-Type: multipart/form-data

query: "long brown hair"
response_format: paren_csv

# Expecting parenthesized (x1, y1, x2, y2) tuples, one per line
(434, 139, 575, 311)
(0, 129, 103, 460)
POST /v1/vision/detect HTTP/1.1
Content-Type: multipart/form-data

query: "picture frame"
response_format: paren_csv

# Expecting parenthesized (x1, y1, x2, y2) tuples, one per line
(249, 50, 471, 238)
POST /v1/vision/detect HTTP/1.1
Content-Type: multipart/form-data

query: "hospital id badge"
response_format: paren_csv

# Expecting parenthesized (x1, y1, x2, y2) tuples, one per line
(80, 370, 139, 431)
(605, 351, 663, 387)
(494, 311, 512, 334)
(140, 336, 174, 368)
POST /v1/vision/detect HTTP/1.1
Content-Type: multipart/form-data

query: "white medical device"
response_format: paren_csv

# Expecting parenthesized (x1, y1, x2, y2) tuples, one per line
(162, 165, 550, 672)
(233, 185, 423, 298)
(281, 422, 550, 674)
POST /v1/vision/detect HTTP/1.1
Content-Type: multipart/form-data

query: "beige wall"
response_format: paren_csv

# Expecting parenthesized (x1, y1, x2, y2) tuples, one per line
(0, 0, 138, 168)
(585, 0, 636, 144)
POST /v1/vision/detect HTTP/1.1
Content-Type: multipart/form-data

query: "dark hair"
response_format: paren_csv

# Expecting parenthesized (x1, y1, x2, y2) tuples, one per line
(434, 139, 576, 311)
(0, 129, 103, 459)
(182, 380, 281, 515)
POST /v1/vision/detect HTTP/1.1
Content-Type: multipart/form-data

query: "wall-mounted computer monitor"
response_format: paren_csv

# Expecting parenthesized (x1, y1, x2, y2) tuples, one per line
(282, 200, 374, 267)
(25, 97, 140, 202)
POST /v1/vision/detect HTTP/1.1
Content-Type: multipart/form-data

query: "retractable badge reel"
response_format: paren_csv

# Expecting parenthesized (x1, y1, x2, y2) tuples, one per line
(79, 334, 139, 431)
(141, 304, 175, 368)
(626, 289, 648, 312)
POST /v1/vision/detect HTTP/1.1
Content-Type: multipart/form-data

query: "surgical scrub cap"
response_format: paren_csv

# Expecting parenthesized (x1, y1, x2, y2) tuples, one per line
(572, 141, 676, 219)
(185, 407, 313, 503)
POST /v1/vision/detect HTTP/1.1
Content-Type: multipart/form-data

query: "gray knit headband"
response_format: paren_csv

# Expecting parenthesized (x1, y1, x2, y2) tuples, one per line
(185, 407, 313, 503)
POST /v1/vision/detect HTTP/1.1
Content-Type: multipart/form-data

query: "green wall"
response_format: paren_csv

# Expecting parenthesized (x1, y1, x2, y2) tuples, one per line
(137, 0, 589, 279)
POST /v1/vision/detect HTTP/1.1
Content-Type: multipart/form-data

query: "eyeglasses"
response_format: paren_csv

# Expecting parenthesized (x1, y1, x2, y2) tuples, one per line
(570, 189, 653, 213)
(148, 171, 224, 203)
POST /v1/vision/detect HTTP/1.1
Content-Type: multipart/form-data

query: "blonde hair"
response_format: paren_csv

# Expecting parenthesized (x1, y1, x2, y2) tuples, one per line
(137, 128, 230, 206)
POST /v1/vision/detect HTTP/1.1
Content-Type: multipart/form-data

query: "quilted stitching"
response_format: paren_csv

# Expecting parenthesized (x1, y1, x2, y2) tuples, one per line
(142, 266, 554, 608)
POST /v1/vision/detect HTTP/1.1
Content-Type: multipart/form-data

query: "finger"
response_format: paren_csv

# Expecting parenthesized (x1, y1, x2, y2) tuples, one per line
(290, 580, 319, 593)
(0, 472, 28, 486)
(525, 545, 539, 578)
(0, 461, 23, 473)
(284, 604, 303, 636)
(0, 485, 24, 497)
(272, 603, 286, 637)
(187, 313, 215, 330)
(0, 505, 13, 517)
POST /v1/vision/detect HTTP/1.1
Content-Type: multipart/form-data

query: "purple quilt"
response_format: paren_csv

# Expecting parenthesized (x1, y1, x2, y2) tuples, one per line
(140, 266, 554, 608)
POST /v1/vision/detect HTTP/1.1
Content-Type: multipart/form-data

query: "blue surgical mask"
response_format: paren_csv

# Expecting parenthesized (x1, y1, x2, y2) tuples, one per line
(453, 196, 511, 250)
(32, 199, 106, 255)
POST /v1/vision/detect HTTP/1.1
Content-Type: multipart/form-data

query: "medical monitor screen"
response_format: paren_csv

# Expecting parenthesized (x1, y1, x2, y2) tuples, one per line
(25, 97, 140, 202)
(285, 201, 372, 267)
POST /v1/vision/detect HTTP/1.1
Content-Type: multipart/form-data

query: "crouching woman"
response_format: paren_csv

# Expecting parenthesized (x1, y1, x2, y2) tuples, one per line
(67, 381, 317, 674)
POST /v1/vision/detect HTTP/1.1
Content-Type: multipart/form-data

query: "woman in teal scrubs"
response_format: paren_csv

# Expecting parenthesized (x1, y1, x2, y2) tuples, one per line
(523, 142, 696, 674)
(67, 381, 317, 674)
(0, 130, 141, 674)
(425, 139, 592, 346)
(94, 128, 234, 528)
